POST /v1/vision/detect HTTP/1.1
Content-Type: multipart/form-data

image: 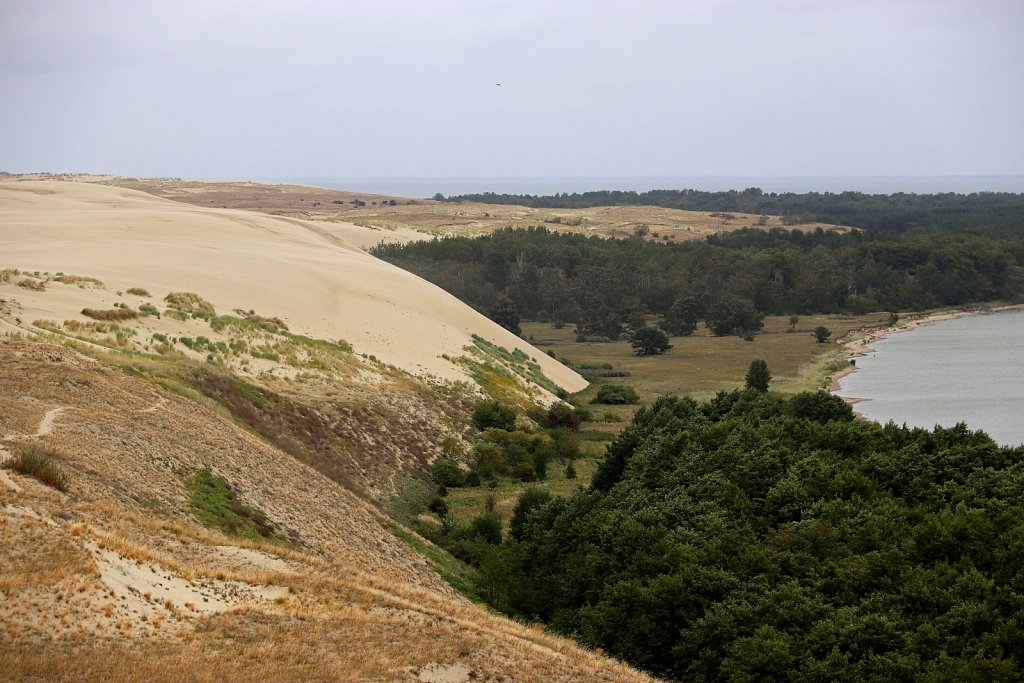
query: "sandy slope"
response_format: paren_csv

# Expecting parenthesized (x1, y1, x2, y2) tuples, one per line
(0, 180, 585, 394)
(0, 338, 652, 682)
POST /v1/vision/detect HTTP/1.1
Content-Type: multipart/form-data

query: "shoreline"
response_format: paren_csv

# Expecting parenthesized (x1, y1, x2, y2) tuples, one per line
(828, 303, 1024, 401)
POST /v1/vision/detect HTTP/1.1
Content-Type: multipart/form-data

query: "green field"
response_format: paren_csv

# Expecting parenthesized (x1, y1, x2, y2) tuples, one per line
(438, 313, 890, 530)
(524, 312, 890, 423)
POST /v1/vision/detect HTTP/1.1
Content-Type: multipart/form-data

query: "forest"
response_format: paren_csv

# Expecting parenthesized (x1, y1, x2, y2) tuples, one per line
(464, 391, 1024, 680)
(372, 227, 1024, 339)
(437, 188, 1024, 236)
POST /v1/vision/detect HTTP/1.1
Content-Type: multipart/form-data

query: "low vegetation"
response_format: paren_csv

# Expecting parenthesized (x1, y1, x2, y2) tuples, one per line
(187, 468, 282, 542)
(4, 447, 69, 492)
(81, 307, 138, 321)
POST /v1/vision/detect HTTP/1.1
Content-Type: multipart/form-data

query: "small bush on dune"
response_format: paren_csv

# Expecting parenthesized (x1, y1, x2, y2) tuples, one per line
(431, 458, 466, 487)
(472, 399, 516, 431)
(81, 307, 138, 321)
(126, 287, 150, 296)
(164, 291, 215, 315)
(5, 447, 69, 492)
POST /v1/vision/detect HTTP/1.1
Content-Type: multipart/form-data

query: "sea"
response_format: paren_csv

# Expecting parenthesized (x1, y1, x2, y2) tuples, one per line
(269, 175, 1024, 199)
(834, 308, 1024, 447)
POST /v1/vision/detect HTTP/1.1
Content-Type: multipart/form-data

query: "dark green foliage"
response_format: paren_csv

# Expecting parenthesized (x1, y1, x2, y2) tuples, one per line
(813, 325, 832, 343)
(488, 296, 522, 336)
(6, 447, 69, 492)
(472, 399, 516, 432)
(745, 359, 771, 392)
(496, 393, 1024, 679)
(428, 495, 449, 517)
(660, 295, 700, 337)
(187, 469, 279, 541)
(788, 390, 854, 423)
(630, 326, 673, 355)
(510, 488, 552, 540)
(470, 512, 503, 544)
(372, 227, 1024, 333)
(546, 402, 580, 430)
(431, 458, 466, 487)
(565, 461, 577, 479)
(705, 296, 764, 337)
(591, 384, 640, 405)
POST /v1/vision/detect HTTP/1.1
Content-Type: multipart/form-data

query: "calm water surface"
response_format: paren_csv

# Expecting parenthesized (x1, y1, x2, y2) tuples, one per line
(835, 309, 1024, 447)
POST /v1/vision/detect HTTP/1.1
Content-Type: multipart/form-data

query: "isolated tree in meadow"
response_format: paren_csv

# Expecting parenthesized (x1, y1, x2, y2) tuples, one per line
(631, 326, 672, 355)
(788, 315, 799, 333)
(745, 359, 771, 392)
(812, 325, 832, 343)
(488, 296, 521, 336)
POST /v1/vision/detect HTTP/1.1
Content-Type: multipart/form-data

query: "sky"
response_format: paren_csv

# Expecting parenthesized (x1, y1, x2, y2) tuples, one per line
(1, 0, 1023, 180)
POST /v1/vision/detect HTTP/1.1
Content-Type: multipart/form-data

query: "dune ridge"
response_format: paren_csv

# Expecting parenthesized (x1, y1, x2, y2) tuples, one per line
(0, 179, 585, 395)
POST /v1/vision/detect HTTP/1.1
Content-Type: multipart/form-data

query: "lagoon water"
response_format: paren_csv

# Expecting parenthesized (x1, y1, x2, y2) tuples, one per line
(835, 309, 1024, 447)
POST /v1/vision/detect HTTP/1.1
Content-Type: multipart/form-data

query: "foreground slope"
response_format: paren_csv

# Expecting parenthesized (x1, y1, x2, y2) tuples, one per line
(0, 338, 651, 682)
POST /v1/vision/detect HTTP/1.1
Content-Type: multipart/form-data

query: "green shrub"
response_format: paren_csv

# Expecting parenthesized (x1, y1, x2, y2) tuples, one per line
(5, 447, 69, 492)
(431, 458, 466, 487)
(472, 399, 516, 431)
(591, 384, 640, 405)
(509, 488, 551, 540)
(547, 402, 580, 430)
(469, 512, 502, 544)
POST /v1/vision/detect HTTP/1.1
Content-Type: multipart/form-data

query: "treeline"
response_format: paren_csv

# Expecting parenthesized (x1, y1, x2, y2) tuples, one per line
(486, 391, 1024, 679)
(371, 227, 1024, 337)
(438, 188, 1024, 236)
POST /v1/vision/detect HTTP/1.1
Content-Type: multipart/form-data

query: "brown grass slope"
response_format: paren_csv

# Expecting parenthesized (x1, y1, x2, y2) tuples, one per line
(0, 337, 654, 682)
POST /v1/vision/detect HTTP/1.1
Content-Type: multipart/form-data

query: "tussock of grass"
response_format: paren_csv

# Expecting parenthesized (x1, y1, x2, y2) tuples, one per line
(0, 268, 21, 282)
(81, 307, 138, 321)
(165, 291, 215, 315)
(126, 287, 151, 296)
(5, 447, 69, 492)
(54, 274, 104, 289)
(17, 278, 45, 291)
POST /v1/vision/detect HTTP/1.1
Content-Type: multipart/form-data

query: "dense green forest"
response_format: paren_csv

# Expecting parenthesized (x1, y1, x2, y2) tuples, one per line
(372, 227, 1024, 338)
(438, 189, 1024, 235)
(479, 391, 1024, 680)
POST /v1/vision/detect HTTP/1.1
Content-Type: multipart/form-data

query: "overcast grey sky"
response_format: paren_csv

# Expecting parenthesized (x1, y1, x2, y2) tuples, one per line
(1, 0, 1022, 179)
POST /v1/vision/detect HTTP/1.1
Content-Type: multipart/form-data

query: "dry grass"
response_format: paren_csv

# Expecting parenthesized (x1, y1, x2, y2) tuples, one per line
(54, 274, 104, 289)
(126, 287, 151, 296)
(17, 277, 46, 291)
(0, 336, 656, 682)
(81, 307, 138, 322)
(102, 177, 851, 243)
(164, 292, 216, 314)
(5, 446, 70, 491)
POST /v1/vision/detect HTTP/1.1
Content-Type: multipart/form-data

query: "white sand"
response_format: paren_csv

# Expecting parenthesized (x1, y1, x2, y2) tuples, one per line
(0, 180, 586, 393)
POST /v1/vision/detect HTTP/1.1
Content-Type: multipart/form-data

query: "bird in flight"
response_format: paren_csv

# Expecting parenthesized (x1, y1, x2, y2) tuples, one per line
(495, 83, 502, 86)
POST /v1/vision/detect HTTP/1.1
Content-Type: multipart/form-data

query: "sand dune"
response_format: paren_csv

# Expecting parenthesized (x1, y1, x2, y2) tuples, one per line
(0, 180, 585, 394)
